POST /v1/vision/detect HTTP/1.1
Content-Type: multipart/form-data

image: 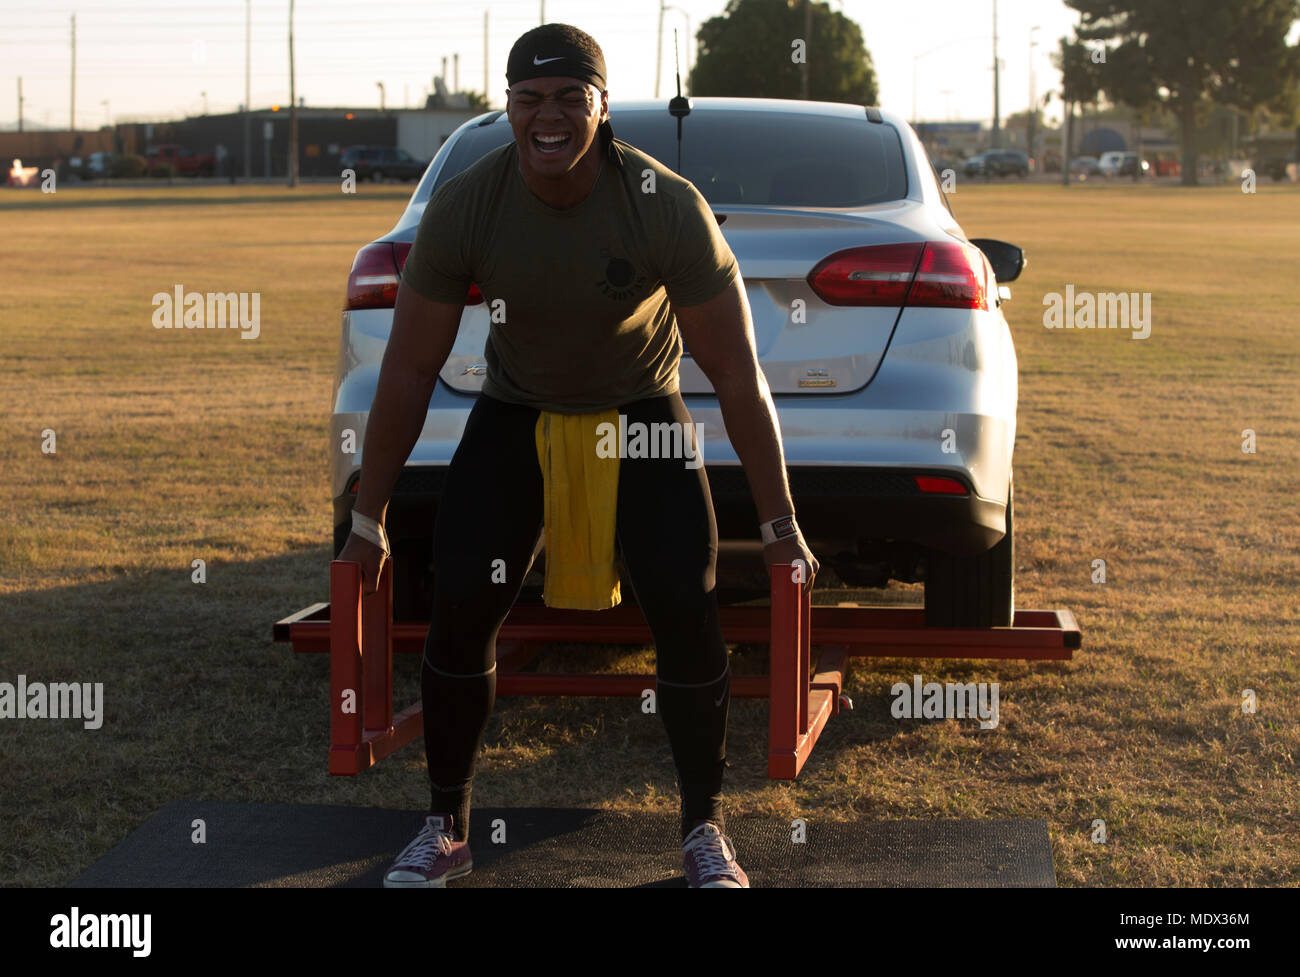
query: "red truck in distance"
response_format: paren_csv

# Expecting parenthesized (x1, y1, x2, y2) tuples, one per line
(146, 144, 215, 177)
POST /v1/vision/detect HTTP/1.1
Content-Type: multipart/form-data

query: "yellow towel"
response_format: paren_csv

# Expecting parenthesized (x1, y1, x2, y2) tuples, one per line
(534, 409, 622, 609)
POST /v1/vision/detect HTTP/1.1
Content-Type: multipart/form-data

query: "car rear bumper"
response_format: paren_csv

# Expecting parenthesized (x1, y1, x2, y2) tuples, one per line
(334, 459, 1006, 561)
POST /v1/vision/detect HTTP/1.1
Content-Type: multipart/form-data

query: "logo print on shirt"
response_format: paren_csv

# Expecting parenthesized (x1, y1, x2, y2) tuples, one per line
(597, 257, 647, 301)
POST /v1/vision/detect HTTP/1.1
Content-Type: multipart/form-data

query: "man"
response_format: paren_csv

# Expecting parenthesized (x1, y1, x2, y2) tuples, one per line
(339, 23, 817, 888)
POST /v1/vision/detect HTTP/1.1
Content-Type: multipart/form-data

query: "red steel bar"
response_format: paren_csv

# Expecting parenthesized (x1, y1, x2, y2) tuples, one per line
(769, 565, 800, 778)
(328, 560, 423, 775)
(280, 558, 1081, 778)
(363, 563, 393, 734)
(495, 673, 773, 697)
(329, 560, 364, 775)
(795, 571, 806, 732)
(281, 606, 1080, 660)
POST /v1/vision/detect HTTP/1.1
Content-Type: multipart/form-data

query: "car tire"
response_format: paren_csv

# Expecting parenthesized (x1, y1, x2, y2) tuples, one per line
(372, 169, 385, 183)
(923, 471, 1014, 627)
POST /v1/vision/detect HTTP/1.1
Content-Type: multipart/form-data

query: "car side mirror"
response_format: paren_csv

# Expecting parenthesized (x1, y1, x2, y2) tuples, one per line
(969, 238, 1026, 283)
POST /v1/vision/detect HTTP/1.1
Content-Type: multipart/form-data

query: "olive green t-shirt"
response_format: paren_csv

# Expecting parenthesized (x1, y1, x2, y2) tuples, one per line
(400, 135, 740, 413)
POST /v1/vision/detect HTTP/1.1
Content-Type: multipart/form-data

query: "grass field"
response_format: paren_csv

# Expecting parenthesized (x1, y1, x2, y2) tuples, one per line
(1, 181, 1296, 887)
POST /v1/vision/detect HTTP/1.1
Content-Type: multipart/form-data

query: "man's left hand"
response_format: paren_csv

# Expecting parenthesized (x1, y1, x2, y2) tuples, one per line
(763, 534, 819, 595)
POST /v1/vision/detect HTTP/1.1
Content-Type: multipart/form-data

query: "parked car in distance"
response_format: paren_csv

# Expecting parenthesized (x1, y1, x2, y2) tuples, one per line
(69, 152, 117, 178)
(340, 145, 428, 182)
(335, 98, 1025, 628)
(963, 150, 1029, 178)
(1116, 152, 1150, 177)
(1097, 151, 1127, 177)
(145, 144, 215, 177)
(1069, 155, 1103, 179)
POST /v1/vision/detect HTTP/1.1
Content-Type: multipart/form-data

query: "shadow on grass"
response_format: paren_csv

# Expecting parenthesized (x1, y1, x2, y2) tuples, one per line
(0, 547, 921, 885)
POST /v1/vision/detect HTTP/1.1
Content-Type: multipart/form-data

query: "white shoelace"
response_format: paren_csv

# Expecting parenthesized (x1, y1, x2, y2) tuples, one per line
(397, 817, 454, 867)
(683, 825, 737, 877)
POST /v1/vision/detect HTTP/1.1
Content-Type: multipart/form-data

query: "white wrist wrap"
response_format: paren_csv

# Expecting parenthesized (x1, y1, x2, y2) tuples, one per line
(760, 514, 799, 546)
(350, 510, 390, 555)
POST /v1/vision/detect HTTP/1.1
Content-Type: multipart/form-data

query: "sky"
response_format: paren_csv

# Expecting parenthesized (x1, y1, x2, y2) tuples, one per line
(2, 0, 1084, 130)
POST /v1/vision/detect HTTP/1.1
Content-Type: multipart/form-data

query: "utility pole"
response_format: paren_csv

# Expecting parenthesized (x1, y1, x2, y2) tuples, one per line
(244, 0, 251, 179)
(1062, 94, 1072, 187)
(483, 10, 489, 108)
(1028, 26, 1039, 167)
(991, 0, 1000, 149)
(17, 76, 23, 133)
(540, 2, 545, 25)
(454, 53, 459, 93)
(801, 0, 811, 99)
(655, 2, 664, 98)
(70, 14, 76, 131)
(288, 0, 298, 187)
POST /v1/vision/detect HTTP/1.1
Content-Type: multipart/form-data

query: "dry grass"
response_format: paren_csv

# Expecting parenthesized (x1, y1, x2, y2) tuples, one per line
(1, 181, 1296, 887)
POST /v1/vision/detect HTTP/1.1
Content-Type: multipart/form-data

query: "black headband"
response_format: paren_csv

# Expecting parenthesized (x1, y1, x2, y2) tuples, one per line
(506, 41, 606, 92)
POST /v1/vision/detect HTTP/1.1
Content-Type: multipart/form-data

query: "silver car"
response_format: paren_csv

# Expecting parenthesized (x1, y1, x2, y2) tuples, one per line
(333, 97, 1024, 626)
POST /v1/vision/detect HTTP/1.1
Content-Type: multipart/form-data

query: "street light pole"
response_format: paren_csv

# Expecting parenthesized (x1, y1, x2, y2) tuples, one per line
(655, 1, 665, 98)
(244, 0, 251, 179)
(288, 0, 298, 187)
(991, 0, 1000, 149)
(913, 36, 993, 125)
(801, 0, 811, 99)
(1028, 26, 1039, 168)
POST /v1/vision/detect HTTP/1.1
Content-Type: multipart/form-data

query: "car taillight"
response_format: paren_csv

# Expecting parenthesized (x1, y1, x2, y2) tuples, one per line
(808, 243, 923, 306)
(807, 240, 990, 311)
(345, 242, 405, 310)
(907, 241, 989, 310)
(345, 241, 483, 309)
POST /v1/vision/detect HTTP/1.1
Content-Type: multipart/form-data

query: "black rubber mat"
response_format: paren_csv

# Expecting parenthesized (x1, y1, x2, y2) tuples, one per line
(70, 802, 1056, 888)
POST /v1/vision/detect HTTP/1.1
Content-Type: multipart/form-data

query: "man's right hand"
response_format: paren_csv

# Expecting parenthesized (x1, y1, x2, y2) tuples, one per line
(337, 532, 388, 596)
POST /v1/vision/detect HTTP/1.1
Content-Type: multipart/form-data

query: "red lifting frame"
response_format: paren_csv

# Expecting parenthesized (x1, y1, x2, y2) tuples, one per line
(273, 559, 1081, 779)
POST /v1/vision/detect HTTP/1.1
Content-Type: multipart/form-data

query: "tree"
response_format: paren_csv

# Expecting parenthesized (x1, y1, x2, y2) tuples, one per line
(1052, 36, 1102, 185)
(1065, 0, 1300, 186)
(690, 0, 878, 105)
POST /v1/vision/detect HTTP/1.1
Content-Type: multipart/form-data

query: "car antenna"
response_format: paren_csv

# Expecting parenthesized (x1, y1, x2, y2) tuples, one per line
(667, 28, 691, 174)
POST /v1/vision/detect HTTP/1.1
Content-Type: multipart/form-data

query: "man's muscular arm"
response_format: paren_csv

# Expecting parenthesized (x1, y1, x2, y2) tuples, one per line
(672, 276, 818, 585)
(340, 280, 464, 591)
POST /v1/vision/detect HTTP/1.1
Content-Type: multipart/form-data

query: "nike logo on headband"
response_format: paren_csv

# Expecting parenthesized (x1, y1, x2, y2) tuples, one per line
(533, 55, 564, 65)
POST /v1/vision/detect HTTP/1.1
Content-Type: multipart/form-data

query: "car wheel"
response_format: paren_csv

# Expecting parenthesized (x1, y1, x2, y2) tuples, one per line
(372, 169, 385, 183)
(923, 470, 1014, 627)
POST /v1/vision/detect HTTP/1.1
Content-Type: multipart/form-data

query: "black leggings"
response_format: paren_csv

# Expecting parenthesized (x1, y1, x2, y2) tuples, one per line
(421, 390, 731, 842)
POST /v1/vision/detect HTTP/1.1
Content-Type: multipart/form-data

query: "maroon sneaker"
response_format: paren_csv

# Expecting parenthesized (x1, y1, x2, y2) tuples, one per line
(682, 820, 750, 888)
(383, 814, 473, 887)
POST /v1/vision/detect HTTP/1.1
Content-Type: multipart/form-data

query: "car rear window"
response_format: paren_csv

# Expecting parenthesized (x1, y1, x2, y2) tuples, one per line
(416, 109, 908, 207)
